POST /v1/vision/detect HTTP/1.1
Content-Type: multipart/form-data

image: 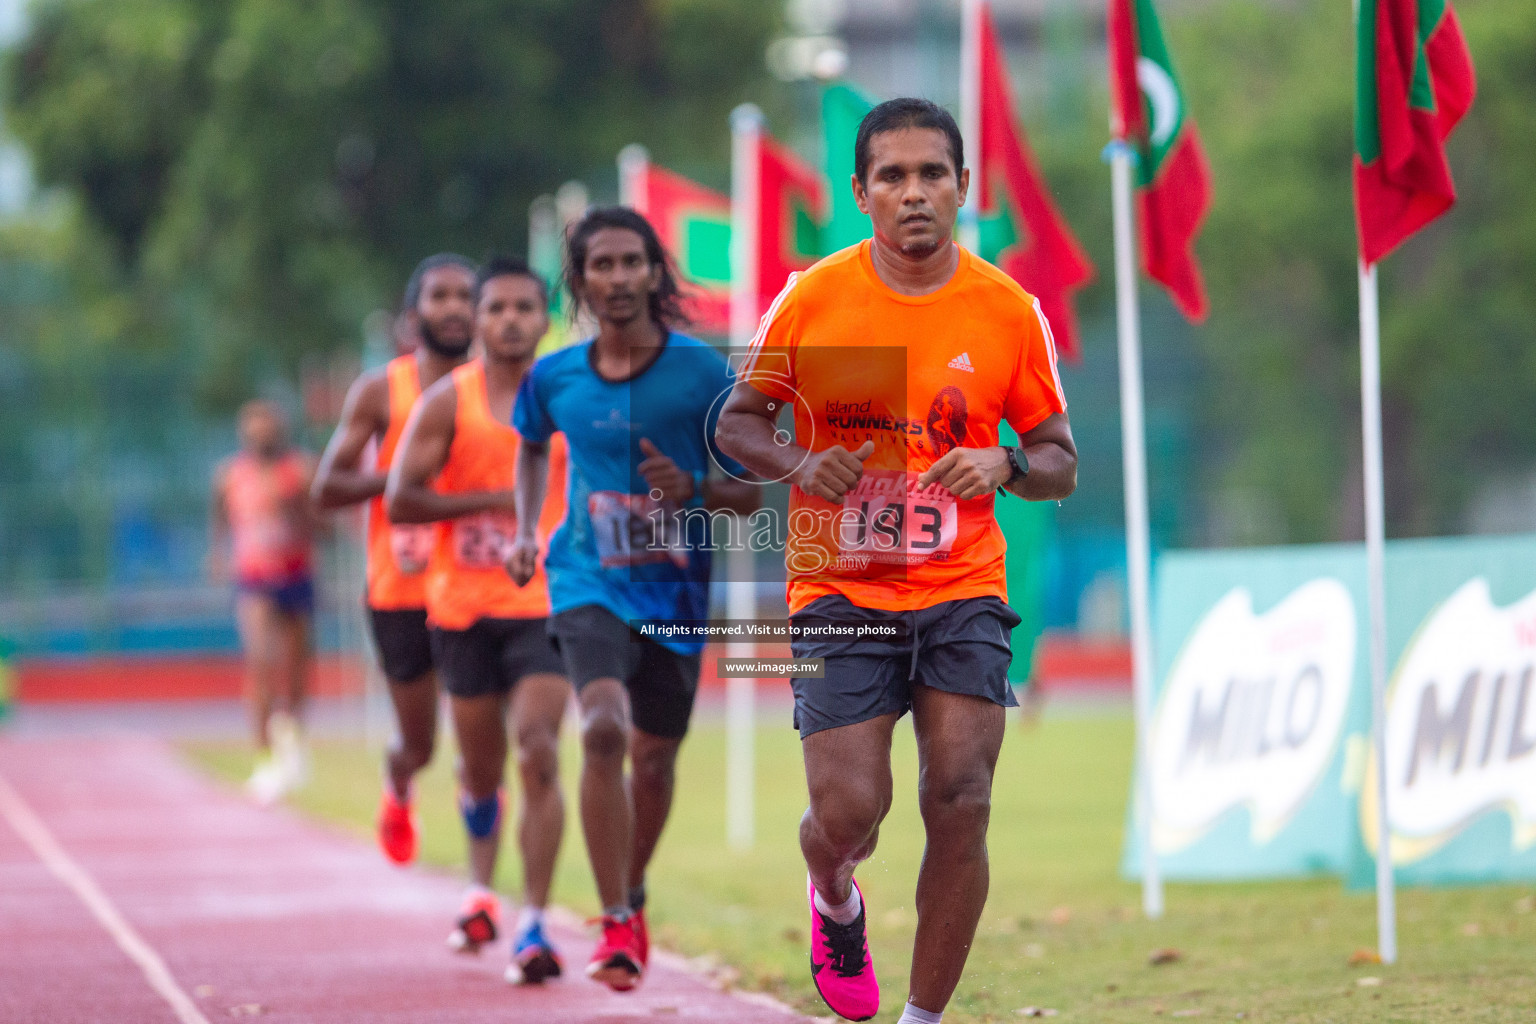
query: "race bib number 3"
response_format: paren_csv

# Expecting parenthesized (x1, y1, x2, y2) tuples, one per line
(452, 512, 517, 571)
(589, 491, 689, 570)
(390, 524, 435, 575)
(837, 471, 958, 565)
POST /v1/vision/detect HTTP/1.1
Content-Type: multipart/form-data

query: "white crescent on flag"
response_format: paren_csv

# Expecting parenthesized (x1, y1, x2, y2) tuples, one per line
(1136, 56, 1180, 148)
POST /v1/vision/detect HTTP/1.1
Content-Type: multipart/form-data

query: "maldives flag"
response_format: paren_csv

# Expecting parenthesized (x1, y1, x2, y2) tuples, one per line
(620, 147, 733, 333)
(1353, 0, 1475, 265)
(1108, 0, 1213, 322)
(754, 133, 827, 316)
(820, 82, 877, 254)
(972, 3, 1094, 360)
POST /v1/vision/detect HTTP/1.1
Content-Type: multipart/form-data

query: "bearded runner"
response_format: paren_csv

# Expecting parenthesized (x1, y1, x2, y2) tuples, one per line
(313, 254, 477, 865)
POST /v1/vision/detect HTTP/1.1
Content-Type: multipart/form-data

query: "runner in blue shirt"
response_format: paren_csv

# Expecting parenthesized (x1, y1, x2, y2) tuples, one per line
(509, 206, 757, 991)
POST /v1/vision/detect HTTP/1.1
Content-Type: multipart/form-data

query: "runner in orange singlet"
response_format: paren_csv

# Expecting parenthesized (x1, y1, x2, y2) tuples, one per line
(210, 400, 316, 805)
(387, 257, 569, 983)
(313, 254, 477, 863)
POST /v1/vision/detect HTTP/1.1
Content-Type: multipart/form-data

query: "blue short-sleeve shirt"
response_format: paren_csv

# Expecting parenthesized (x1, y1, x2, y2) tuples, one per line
(514, 333, 746, 653)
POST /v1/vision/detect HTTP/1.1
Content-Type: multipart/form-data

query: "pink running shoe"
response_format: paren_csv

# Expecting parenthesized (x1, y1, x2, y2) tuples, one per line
(806, 877, 879, 1021)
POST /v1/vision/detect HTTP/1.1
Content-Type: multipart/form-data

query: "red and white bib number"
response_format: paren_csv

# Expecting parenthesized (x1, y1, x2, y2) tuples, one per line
(589, 491, 688, 570)
(837, 471, 958, 565)
(452, 512, 517, 571)
(390, 524, 435, 575)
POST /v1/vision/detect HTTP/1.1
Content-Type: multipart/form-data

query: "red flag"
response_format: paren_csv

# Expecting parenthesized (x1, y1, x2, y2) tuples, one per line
(1353, 0, 1475, 264)
(623, 153, 733, 333)
(1108, 0, 1213, 322)
(755, 135, 827, 317)
(974, 4, 1094, 359)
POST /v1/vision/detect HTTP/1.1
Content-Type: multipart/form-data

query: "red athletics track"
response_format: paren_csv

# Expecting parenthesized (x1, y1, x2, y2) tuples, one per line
(0, 734, 811, 1024)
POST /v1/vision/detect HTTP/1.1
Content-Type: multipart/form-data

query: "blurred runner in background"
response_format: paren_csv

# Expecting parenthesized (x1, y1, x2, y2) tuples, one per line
(210, 400, 317, 805)
(313, 254, 477, 863)
(508, 207, 758, 992)
(387, 256, 570, 983)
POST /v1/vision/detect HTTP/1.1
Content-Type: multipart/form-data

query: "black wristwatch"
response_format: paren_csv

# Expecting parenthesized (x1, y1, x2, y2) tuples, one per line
(1003, 446, 1029, 487)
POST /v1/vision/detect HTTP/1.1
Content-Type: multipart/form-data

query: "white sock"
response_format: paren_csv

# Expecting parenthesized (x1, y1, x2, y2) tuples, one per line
(897, 1003, 943, 1024)
(515, 905, 544, 934)
(812, 880, 863, 926)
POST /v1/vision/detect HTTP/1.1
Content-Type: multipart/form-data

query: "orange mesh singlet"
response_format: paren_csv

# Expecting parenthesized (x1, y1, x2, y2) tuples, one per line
(424, 361, 568, 631)
(366, 355, 435, 610)
(742, 241, 1067, 615)
(225, 451, 313, 585)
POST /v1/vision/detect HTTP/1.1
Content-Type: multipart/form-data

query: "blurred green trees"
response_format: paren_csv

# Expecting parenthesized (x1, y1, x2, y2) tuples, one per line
(1173, 0, 1536, 541)
(7, 0, 782, 389)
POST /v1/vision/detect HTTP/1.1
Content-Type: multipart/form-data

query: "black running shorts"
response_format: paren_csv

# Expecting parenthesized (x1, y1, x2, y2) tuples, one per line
(368, 606, 434, 684)
(788, 595, 1022, 738)
(548, 604, 701, 740)
(430, 617, 564, 699)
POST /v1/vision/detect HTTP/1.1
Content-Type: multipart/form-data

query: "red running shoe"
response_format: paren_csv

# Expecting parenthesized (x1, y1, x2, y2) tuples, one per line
(377, 789, 417, 865)
(807, 877, 879, 1022)
(632, 907, 649, 967)
(585, 914, 643, 991)
(447, 889, 501, 954)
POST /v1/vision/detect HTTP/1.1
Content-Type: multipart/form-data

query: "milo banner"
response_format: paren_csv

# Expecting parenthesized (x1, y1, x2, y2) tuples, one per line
(1122, 544, 1369, 880)
(1123, 533, 1536, 886)
(1348, 535, 1536, 887)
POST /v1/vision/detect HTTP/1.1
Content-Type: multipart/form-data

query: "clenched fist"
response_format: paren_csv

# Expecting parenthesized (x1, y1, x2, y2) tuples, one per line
(638, 437, 695, 503)
(916, 446, 1011, 501)
(504, 534, 540, 587)
(795, 440, 875, 502)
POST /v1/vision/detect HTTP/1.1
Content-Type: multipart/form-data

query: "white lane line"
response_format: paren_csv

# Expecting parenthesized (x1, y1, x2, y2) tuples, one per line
(0, 771, 213, 1024)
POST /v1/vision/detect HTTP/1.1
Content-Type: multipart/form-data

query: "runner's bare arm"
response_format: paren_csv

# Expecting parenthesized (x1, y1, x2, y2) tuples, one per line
(704, 478, 760, 514)
(207, 461, 231, 582)
(386, 379, 512, 524)
(312, 371, 390, 509)
(716, 381, 872, 502)
(1007, 411, 1077, 500)
(506, 440, 551, 586)
(291, 451, 321, 540)
(915, 413, 1076, 502)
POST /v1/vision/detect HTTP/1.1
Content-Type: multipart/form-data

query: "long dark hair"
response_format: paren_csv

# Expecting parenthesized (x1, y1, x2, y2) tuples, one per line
(563, 206, 690, 329)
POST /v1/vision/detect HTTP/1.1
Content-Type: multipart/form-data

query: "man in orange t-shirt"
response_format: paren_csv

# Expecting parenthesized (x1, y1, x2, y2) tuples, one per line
(312, 254, 477, 864)
(717, 99, 1078, 1024)
(387, 257, 570, 983)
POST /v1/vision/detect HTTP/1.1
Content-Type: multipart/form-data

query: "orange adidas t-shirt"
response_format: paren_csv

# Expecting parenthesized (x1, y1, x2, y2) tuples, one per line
(742, 241, 1067, 615)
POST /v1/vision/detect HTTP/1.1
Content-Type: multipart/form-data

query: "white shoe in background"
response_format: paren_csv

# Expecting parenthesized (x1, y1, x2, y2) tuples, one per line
(245, 756, 285, 806)
(269, 713, 309, 794)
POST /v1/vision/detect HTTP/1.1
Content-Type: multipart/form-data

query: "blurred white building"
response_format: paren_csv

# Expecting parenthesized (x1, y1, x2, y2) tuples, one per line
(0, 0, 31, 216)
(775, 0, 1099, 109)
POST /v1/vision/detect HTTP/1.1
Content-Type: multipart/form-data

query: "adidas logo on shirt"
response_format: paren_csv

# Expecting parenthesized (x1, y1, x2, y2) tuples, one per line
(947, 352, 975, 372)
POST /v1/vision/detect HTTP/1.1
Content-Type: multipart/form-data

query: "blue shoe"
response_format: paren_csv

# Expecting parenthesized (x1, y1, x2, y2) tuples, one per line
(505, 918, 563, 985)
